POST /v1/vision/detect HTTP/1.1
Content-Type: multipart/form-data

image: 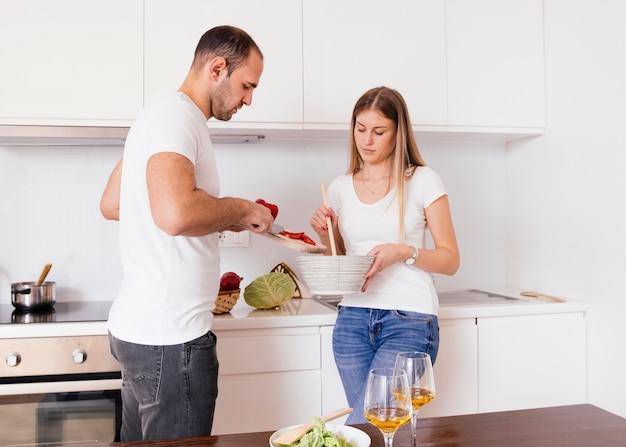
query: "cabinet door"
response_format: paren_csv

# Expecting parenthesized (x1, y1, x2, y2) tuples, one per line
(322, 320, 478, 420)
(213, 370, 322, 435)
(303, 0, 447, 128)
(446, 0, 546, 129)
(320, 326, 349, 422)
(0, 0, 142, 125)
(211, 326, 322, 434)
(419, 318, 478, 417)
(144, 0, 302, 127)
(477, 313, 586, 413)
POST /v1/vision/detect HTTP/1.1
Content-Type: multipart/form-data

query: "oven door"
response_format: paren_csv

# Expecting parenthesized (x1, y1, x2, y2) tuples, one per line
(0, 378, 121, 446)
(1, 334, 122, 445)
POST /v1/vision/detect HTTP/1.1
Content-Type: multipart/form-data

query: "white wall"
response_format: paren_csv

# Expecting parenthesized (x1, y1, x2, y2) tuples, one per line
(0, 138, 506, 305)
(0, 146, 123, 302)
(507, 0, 626, 417)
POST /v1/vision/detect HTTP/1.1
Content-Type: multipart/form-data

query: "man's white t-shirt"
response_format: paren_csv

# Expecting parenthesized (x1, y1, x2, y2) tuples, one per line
(108, 92, 220, 346)
(327, 166, 446, 316)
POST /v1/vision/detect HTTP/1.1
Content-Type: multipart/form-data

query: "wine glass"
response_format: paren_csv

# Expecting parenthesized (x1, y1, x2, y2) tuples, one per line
(394, 352, 436, 447)
(364, 367, 412, 447)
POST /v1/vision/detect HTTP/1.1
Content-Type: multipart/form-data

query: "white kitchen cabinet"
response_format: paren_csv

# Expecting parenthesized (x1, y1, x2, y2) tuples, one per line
(477, 312, 587, 413)
(320, 326, 349, 422)
(419, 318, 479, 418)
(211, 326, 322, 435)
(144, 0, 303, 129)
(446, 0, 546, 130)
(321, 308, 586, 420)
(0, 0, 143, 126)
(321, 319, 478, 421)
(302, 0, 447, 129)
(1, 0, 545, 140)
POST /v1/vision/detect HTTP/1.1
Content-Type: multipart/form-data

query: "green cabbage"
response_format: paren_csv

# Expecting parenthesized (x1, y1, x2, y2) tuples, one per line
(243, 272, 296, 309)
(290, 417, 353, 447)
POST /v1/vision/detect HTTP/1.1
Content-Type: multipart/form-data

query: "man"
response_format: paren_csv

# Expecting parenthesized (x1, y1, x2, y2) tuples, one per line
(99, 26, 273, 441)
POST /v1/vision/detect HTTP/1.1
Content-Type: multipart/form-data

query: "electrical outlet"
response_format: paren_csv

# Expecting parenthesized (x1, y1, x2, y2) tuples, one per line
(218, 230, 250, 247)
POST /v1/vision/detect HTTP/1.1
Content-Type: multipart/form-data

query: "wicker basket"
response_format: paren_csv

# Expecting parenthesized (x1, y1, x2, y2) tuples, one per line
(212, 288, 240, 314)
(270, 262, 303, 298)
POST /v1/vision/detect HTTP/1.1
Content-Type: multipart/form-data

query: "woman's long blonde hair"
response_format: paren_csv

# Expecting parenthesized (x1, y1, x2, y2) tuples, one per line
(347, 86, 426, 241)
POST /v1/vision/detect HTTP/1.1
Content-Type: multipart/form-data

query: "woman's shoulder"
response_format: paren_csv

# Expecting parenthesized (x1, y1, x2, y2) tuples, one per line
(410, 165, 442, 183)
(407, 165, 447, 199)
(328, 173, 353, 189)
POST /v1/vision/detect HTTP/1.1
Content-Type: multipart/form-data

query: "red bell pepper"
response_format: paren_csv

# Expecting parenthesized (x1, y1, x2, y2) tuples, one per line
(255, 199, 279, 220)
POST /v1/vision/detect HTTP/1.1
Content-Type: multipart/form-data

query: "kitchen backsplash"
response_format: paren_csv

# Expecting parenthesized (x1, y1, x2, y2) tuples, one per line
(0, 138, 506, 303)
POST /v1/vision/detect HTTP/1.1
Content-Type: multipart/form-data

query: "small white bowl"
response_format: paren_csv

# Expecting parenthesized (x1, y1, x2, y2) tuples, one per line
(269, 423, 371, 447)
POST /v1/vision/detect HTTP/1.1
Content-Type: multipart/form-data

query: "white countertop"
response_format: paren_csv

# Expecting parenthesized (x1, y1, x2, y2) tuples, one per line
(0, 287, 587, 339)
(437, 287, 588, 319)
(211, 297, 338, 331)
(0, 298, 338, 339)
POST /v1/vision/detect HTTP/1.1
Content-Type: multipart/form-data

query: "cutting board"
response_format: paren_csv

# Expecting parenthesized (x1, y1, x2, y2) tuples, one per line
(259, 231, 327, 254)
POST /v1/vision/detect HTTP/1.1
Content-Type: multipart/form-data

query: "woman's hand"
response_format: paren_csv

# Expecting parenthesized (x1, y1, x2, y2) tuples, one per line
(310, 205, 344, 256)
(361, 243, 414, 291)
(310, 205, 334, 236)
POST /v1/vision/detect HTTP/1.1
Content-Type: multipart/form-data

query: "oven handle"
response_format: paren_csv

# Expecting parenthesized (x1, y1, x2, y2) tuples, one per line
(0, 377, 121, 396)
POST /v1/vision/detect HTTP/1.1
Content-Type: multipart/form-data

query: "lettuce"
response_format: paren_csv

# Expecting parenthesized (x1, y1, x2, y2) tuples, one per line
(243, 272, 296, 309)
(291, 418, 353, 447)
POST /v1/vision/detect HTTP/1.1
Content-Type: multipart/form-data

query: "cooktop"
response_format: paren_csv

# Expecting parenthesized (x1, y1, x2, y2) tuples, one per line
(0, 301, 112, 324)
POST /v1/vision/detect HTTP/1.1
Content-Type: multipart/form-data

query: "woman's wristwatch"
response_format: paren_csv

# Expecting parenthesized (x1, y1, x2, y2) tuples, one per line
(405, 246, 419, 264)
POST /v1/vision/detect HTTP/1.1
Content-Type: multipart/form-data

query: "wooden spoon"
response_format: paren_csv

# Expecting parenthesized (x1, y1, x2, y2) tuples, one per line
(35, 263, 53, 286)
(272, 407, 353, 446)
(520, 291, 566, 303)
(321, 182, 337, 256)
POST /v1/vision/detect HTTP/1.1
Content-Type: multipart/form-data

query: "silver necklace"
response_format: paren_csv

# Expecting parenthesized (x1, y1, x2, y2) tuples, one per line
(363, 176, 390, 194)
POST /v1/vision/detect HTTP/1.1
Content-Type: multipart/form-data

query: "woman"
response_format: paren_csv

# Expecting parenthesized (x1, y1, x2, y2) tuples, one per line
(310, 86, 460, 424)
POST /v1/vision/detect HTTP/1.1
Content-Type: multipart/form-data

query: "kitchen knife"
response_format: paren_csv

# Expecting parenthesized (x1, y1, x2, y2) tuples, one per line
(244, 222, 284, 234)
(269, 223, 284, 234)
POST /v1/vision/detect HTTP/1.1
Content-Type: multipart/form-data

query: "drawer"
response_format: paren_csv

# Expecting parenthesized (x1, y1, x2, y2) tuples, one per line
(214, 327, 320, 375)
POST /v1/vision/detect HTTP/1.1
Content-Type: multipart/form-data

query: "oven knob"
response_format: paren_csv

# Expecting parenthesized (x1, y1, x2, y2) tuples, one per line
(6, 352, 21, 367)
(72, 348, 87, 364)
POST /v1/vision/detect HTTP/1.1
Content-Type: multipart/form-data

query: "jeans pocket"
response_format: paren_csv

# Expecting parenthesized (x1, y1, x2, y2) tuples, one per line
(110, 335, 161, 405)
(185, 331, 219, 374)
(187, 330, 217, 349)
(131, 374, 159, 405)
(393, 309, 434, 322)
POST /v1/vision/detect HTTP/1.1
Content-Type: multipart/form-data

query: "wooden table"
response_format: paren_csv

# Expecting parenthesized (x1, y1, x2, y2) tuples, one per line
(78, 404, 626, 447)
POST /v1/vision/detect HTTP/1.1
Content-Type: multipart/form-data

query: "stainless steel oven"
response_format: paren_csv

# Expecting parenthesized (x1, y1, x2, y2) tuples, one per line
(0, 302, 121, 446)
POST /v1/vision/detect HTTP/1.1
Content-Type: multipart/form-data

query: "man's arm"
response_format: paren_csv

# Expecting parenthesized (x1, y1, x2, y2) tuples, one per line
(100, 159, 122, 221)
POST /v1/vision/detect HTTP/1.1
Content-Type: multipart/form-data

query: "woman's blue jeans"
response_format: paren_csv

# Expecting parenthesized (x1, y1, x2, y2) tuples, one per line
(109, 331, 219, 441)
(332, 306, 439, 424)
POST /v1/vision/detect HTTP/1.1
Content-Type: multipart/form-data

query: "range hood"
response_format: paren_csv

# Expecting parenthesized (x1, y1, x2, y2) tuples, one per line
(0, 125, 129, 147)
(0, 125, 266, 146)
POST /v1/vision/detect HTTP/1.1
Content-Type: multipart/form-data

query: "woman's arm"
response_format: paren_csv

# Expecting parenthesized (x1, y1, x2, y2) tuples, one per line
(363, 195, 460, 288)
(416, 195, 460, 275)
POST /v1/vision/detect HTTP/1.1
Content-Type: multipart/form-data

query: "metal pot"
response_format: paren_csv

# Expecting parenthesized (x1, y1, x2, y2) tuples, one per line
(11, 281, 56, 310)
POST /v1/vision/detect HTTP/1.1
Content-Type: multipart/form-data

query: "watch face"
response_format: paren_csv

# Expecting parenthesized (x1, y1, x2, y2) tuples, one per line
(406, 248, 417, 264)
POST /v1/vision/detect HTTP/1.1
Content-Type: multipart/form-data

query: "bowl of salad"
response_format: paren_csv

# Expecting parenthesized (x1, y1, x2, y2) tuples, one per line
(270, 418, 371, 447)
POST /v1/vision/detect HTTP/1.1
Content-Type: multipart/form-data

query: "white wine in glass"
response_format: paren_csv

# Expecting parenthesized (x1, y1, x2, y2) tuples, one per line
(364, 367, 412, 447)
(394, 352, 436, 447)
